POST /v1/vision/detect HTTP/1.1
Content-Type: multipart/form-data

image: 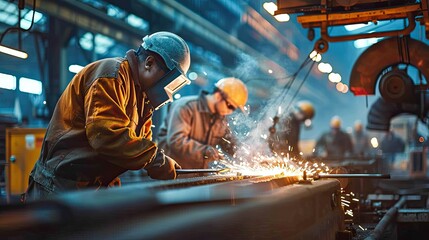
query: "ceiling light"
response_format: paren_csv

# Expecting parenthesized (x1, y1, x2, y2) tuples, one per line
(0, 44, 28, 59)
(69, 64, 84, 73)
(263, 2, 277, 15)
(274, 14, 290, 22)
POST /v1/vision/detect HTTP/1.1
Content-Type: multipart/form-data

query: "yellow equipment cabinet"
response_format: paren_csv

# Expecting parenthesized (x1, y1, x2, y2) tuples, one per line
(5, 128, 45, 197)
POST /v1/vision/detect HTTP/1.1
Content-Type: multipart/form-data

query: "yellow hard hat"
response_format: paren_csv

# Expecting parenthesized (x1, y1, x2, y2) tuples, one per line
(330, 116, 342, 129)
(296, 101, 315, 120)
(354, 120, 363, 132)
(215, 77, 248, 112)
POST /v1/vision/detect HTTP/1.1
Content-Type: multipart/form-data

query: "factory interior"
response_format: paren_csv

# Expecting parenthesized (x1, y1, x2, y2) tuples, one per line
(1, 0, 429, 239)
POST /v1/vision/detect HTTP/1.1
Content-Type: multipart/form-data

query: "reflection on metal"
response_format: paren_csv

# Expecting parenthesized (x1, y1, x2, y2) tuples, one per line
(397, 209, 429, 222)
(349, 37, 429, 96)
(0, 176, 346, 239)
(365, 196, 406, 240)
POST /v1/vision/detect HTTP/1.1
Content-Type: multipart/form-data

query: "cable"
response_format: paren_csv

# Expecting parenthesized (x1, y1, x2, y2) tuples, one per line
(258, 48, 315, 119)
(284, 60, 316, 111)
(0, 0, 37, 44)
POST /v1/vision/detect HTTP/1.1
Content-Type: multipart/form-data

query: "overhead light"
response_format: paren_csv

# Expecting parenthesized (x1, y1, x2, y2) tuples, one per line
(19, 77, 42, 95)
(0, 45, 28, 59)
(263, 2, 277, 15)
(317, 62, 333, 73)
(344, 23, 370, 31)
(328, 72, 342, 83)
(188, 72, 198, 80)
(0, 72, 17, 90)
(274, 14, 290, 22)
(69, 64, 84, 73)
(309, 50, 322, 62)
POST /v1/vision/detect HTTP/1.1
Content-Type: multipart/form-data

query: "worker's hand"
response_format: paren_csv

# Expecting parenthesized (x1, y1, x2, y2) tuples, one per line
(146, 150, 181, 180)
(203, 146, 224, 162)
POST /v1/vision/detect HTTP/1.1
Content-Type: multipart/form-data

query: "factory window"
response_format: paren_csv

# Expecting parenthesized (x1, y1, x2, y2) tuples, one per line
(79, 32, 115, 55)
(19, 77, 42, 95)
(0, 0, 18, 26)
(0, 0, 45, 27)
(126, 14, 149, 31)
(0, 72, 16, 90)
(20, 10, 44, 29)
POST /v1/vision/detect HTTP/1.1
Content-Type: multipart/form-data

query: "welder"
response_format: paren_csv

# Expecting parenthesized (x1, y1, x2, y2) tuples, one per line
(314, 116, 353, 161)
(23, 32, 191, 201)
(157, 77, 248, 169)
(268, 101, 315, 159)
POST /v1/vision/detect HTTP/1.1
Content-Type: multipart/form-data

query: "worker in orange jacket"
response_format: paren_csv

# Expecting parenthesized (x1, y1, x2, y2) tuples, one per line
(24, 32, 191, 201)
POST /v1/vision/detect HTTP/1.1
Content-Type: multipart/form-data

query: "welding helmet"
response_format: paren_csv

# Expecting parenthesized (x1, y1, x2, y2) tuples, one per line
(330, 116, 342, 129)
(142, 32, 191, 110)
(215, 77, 248, 112)
(295, 101, 315, 120)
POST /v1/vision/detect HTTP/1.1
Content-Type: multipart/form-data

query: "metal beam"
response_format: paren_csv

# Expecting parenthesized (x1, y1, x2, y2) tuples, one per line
(138, 0, 288, 76)
(28, 0, 144, 46)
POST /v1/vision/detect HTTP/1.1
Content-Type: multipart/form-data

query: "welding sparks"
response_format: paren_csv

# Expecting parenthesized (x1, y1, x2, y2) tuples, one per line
(212, 144, 330, 179)
(221, 138, 231, 144)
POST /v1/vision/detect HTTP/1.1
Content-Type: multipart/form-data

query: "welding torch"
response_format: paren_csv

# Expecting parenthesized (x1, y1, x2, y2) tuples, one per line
(176, 168, 230, 175)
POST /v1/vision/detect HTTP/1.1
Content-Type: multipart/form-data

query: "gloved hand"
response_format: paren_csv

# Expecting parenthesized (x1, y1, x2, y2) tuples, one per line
(108, 177, 121, 187)
(146, 149, 181, 180)
(203, 146, 224, 162)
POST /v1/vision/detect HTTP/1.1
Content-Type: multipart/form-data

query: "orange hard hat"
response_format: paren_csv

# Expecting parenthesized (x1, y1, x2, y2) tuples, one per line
(215, 77, 248, 112)
(296, 101, 315, 120)
(330, 116, 342, 129)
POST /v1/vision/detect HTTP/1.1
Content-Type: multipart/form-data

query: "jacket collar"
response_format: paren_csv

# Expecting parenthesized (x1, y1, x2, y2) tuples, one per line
(125, 50, 141, 89)
(198, 91, 211, 113)
(198, 91, 224, 120)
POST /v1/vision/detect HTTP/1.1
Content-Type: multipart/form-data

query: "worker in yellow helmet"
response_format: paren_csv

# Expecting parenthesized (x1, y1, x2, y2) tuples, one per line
(268, 101, 315, 159)
(157, 77, 248, 170)
(314, 115, 353, 160)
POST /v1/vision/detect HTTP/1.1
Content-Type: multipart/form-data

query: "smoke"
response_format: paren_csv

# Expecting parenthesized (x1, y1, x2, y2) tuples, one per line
(219, 51, 306, 167)
(229, 52, 260, 80)
(226, 78, 300, 167)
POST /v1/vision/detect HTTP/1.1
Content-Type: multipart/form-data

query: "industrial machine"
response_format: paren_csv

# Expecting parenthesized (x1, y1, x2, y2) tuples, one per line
(5, 128, 45, 201)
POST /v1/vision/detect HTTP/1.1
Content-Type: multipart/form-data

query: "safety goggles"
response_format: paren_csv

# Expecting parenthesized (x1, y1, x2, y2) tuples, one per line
(219, 91, 237, 111)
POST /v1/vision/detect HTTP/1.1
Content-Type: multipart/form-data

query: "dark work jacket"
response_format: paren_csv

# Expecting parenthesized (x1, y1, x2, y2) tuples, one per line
(268, 112, 301, 158)
(315, 129, 353, 159)
(30, 51, 157, 193)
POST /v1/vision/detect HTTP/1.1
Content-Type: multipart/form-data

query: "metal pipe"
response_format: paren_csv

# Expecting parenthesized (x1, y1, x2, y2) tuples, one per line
(176, 168, 229, 174)
(365, 196, 407, 240)
(321, 13, 416, 42)
(314, 173, 391, 179)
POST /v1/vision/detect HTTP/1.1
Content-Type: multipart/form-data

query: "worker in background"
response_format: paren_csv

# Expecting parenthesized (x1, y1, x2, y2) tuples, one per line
(314, 116, 353, 161)
(351, 120, 371, 158)
(157, 77, 248, 169)
(268, 101, 315, 159)
(380, 130, 405, 164)
(24, 32, 191, 201)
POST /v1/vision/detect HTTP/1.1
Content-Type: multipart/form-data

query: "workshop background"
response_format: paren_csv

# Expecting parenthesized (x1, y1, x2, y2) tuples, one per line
(1, 0, 429, 239)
